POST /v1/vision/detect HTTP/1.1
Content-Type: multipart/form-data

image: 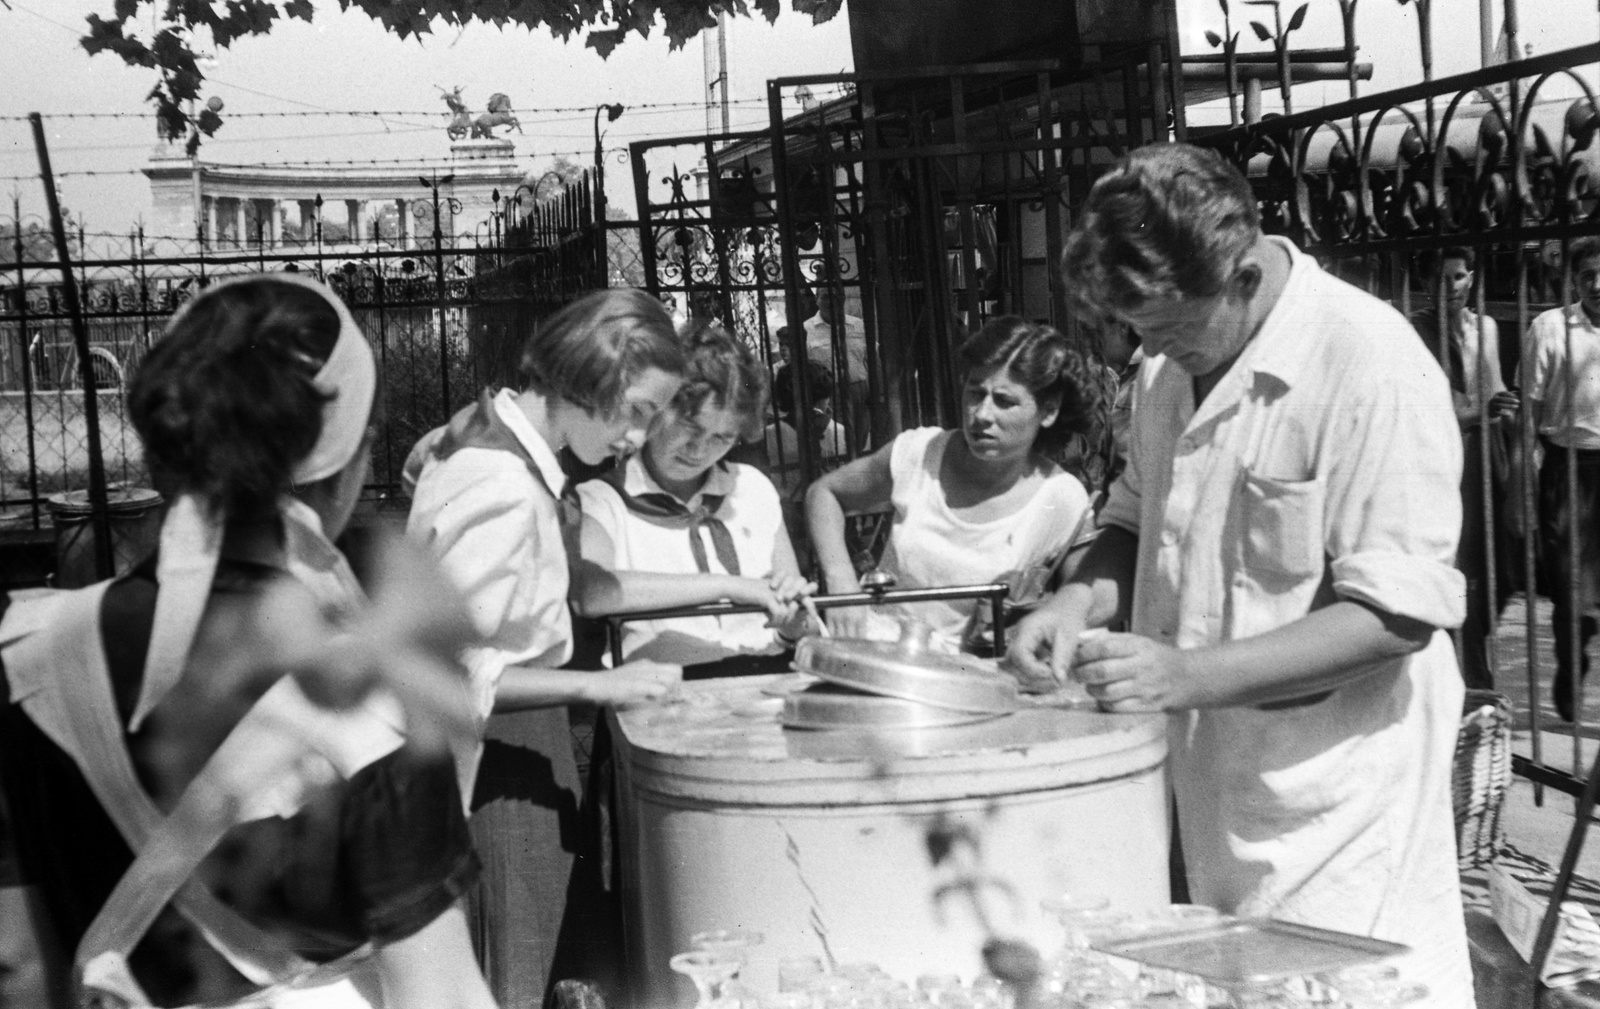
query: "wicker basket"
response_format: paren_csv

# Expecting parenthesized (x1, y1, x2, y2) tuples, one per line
(1454, 688, 1512, 870)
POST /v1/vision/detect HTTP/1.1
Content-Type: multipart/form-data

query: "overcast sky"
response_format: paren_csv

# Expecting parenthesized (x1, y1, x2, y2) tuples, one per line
(0, 0, 856, 235)
(0, 0, 1593, 238)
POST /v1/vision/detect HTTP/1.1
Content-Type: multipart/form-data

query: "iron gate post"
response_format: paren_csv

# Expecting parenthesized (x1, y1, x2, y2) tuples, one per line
(30, 113, 113, 581)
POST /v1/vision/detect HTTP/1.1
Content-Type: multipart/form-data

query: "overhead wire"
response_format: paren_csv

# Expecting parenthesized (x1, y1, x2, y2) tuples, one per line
(0, 144, 634, 180)
(0, 97, 802, 122)
(0, 105, 782, 165)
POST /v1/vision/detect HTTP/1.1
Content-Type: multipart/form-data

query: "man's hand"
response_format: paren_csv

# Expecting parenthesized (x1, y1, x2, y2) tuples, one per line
(1003, 587, 1092, 692)
(1072, 632, 1192, 713)
(1488, 390, 1520, 420)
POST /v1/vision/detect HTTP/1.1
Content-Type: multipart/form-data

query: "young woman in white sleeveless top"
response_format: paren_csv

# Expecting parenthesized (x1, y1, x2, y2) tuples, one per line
(806, 317, 1099, 653)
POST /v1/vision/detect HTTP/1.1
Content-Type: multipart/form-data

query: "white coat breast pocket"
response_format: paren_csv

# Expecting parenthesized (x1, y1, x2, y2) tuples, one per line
(1241, 469, 1325, 583)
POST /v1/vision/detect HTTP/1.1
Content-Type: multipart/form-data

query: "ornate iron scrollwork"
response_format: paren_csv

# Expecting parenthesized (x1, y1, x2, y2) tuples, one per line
(1200, 59, 1600, 255)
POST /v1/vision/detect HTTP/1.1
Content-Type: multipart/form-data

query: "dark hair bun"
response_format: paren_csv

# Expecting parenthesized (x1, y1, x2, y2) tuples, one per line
(130, 278, 340, 520)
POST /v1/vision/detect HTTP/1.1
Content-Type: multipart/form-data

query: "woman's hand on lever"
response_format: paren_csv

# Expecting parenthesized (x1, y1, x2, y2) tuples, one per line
(764, 572, 818, 622)
(817, 565, 873, 639)
(581, 660, 682, 707)
(725, 572, 814, 624)
(805, 443, 895, 641)
(764, 574, 820, 641)
(825, 606, 873, 640)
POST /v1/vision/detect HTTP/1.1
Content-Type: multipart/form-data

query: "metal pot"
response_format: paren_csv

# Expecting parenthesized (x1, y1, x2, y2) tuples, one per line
(782, 682, 1004, 730)
(788, 619, 1021, 724)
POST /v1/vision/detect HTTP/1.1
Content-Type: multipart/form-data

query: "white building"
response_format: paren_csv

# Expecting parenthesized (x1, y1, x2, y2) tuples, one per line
(143, 137, 527, 251)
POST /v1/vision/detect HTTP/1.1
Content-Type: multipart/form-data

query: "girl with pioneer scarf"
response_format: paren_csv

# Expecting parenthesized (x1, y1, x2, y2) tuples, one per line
(404, 288, 685, 1007)
(571, 321, 816, 671)
(0, 274, 493, 1009)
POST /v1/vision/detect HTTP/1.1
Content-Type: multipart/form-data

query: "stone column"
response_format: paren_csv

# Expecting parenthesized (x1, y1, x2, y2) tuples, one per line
(265, 199, 281, 247)
(233, 199, 247, 249)
(202, 196, 217, 246)
(345, 199, 360, 243)
(396, 199, 410, 249)
(298, 199, 317, 242)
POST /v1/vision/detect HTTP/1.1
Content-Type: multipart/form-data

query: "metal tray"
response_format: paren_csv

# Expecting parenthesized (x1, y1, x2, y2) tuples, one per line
(792, 634, 1019, 714)
(1092, 918, 1409, 986)
(781, 683, 1003, 730)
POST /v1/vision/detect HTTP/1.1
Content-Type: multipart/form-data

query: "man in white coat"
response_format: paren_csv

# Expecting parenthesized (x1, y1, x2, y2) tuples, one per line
(1008, 143, 1472, 1006)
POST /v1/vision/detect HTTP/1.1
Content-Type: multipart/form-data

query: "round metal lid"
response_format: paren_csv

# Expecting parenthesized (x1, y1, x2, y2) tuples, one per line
(792, 621, 1019, 715)
(781, 683, 1003, 731)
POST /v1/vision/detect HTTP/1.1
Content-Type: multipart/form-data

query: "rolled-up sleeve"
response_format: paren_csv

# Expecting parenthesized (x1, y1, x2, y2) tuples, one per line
(1324, 364, 1466, 630)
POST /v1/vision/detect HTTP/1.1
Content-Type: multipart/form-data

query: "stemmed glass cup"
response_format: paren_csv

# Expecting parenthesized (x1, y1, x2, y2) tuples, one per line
(671, 950, 746, 1009)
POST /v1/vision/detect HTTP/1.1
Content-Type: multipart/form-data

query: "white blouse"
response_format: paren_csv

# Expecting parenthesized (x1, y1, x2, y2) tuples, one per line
(876, 427, 1092, 652)
(576, 456, 784, 664)
(406, 388, 574, 720)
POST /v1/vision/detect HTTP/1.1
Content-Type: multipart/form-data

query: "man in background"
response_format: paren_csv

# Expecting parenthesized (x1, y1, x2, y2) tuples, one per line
(805, 283, 870, 451)
(1411, 246, 1518, 690)
(1521, 235, 1600, 721)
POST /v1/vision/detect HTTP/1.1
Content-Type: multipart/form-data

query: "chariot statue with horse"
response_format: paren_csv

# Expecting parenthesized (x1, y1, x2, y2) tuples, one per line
(438, 87, 521, 141)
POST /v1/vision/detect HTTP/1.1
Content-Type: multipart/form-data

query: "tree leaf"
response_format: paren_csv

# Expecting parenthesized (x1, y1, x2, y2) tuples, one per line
(1218, 0, 1229, 14)
(1250, 19, 1273, 41)
(792, 0, 842, 23)
(1204, 29, 1222, 47)
(1287, 1, 1308, 31)
(585, 27, 627, 57)
(81, 0, 847, 112)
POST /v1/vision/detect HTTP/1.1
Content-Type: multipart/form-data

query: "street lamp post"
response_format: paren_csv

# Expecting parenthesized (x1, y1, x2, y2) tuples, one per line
(594, 103, 625, 288)
(490, 188, 503, 252)
(419, 172, 459, 417)
(505, 181, 542, 249)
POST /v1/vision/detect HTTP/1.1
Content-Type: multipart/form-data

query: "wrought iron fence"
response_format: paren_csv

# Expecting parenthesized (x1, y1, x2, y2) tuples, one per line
(0, 175, 602, 529)
(626, 49, 1181, 526)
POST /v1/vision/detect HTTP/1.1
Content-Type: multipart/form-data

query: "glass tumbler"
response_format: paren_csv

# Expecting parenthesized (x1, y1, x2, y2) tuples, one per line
(779, 956, 826, 994)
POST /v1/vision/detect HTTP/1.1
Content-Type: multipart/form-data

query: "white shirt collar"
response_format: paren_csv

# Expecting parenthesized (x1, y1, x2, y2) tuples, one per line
(1238, 236, 1317, 391)
(620, 452, 736, 505)
(1565, 304, 1600, 330)
(492, 388, 568, 496)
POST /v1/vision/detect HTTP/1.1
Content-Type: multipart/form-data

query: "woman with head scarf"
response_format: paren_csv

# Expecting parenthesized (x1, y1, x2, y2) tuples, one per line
(0, 274, 494, 1009)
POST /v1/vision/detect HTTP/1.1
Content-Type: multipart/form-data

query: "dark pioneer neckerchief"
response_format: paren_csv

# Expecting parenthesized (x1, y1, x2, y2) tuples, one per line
(412, 388, 591, 558)
(599, 460, 742, 575)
